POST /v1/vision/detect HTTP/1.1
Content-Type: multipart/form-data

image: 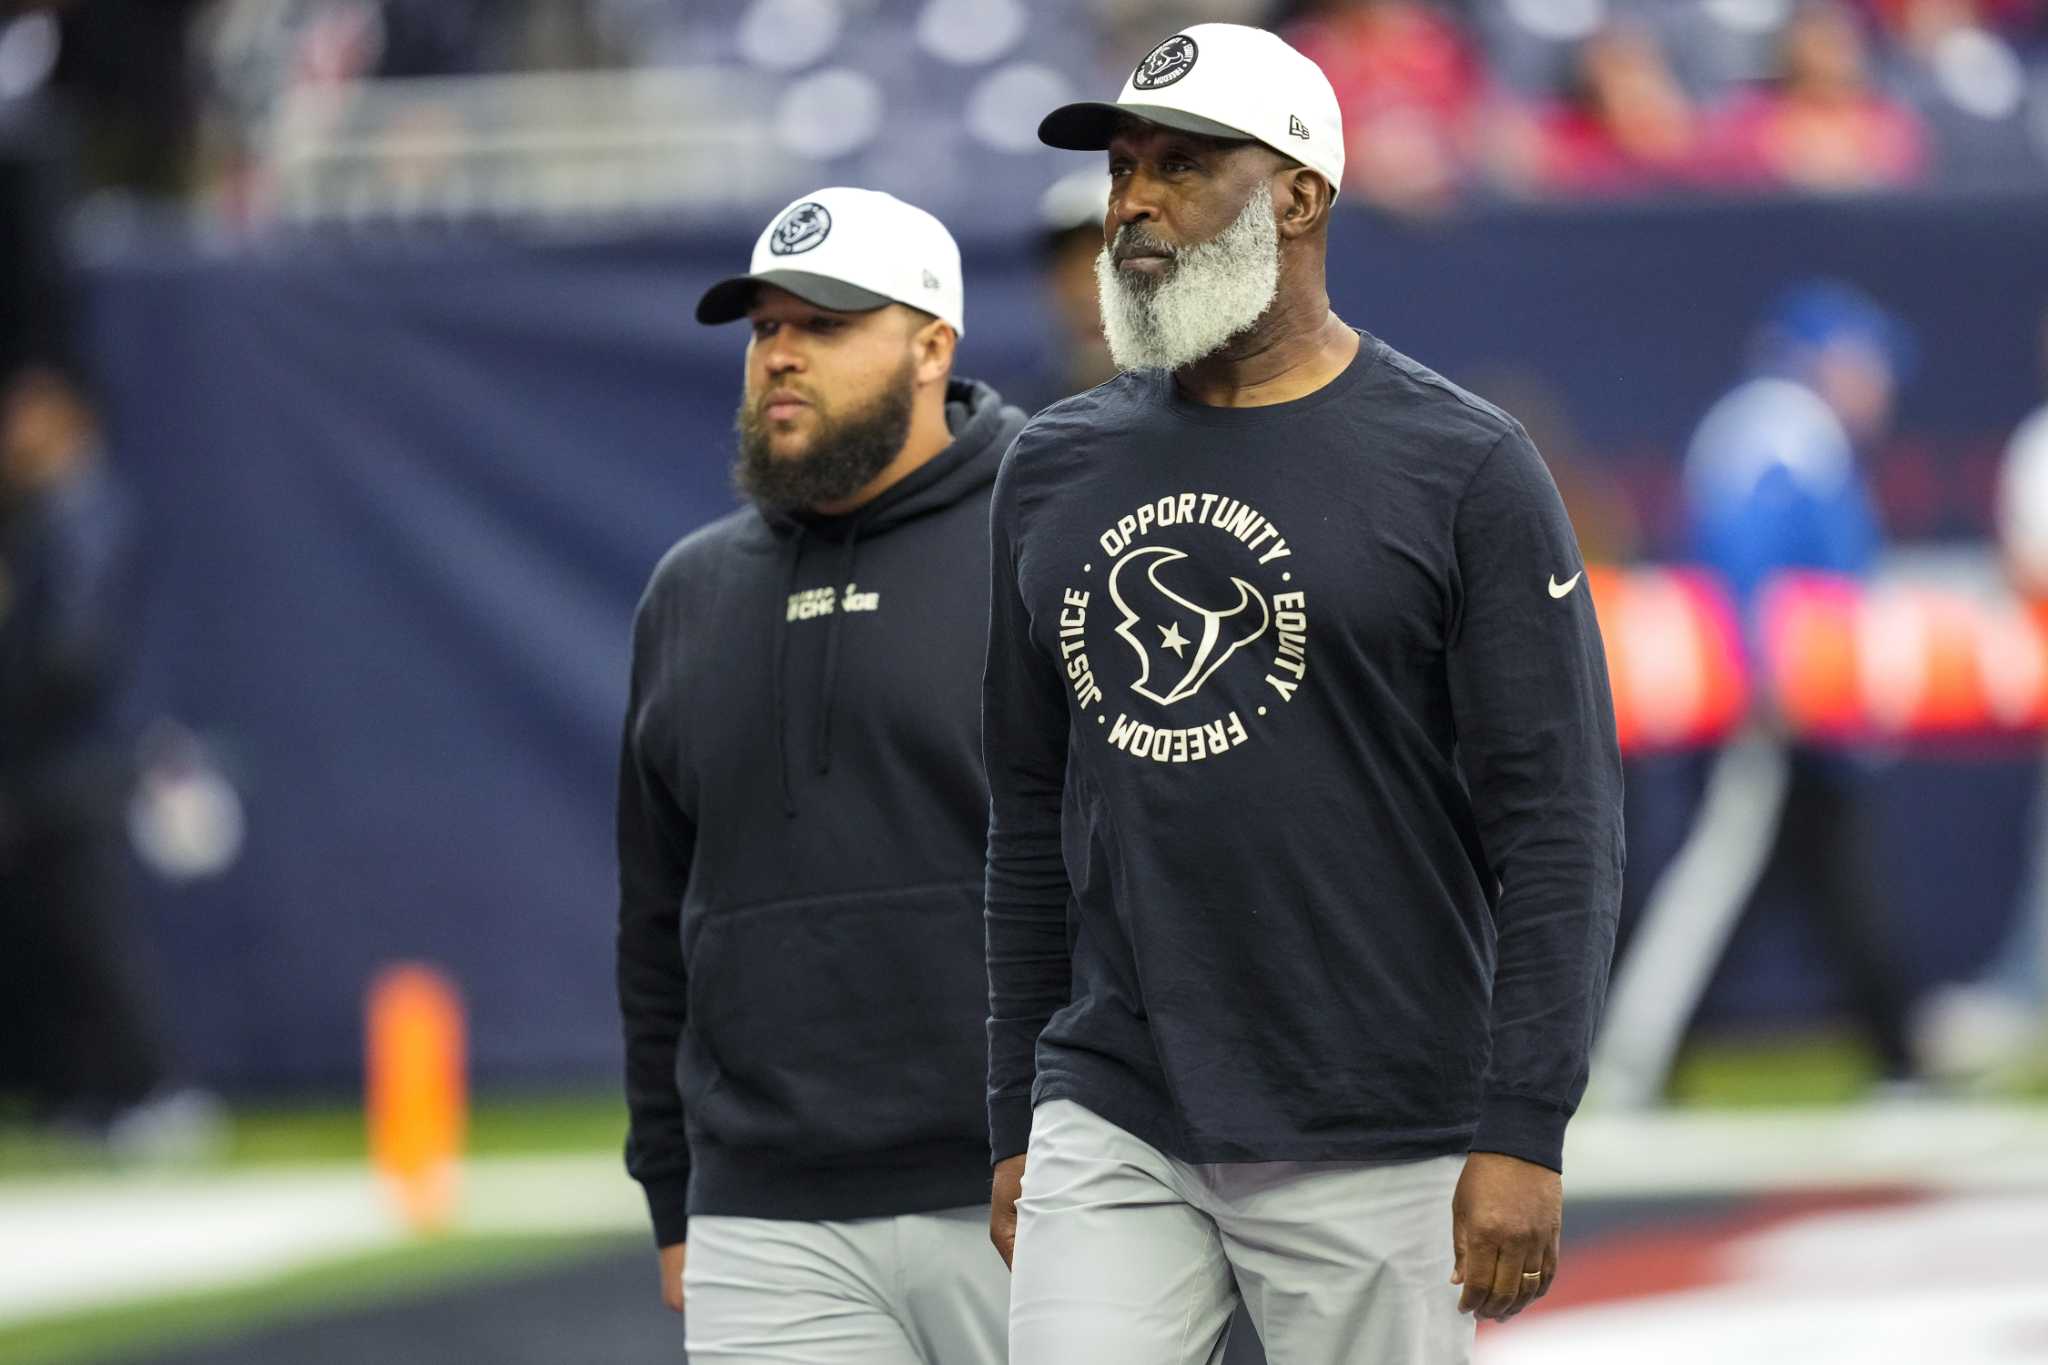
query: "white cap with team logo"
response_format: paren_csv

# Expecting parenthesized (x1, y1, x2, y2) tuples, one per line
(696, 186, 966, 336)
(1038, 24, 1343, 196)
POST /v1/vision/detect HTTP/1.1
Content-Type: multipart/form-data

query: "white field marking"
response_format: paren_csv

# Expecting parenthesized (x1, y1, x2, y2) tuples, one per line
(455, 1153, 645, 1235)
(1478, 1193, 2048, 1365)
(0, 1165, 398, 1323)
(0, 1154, 646, 1327)
(1561, 1102, 2048, 1197)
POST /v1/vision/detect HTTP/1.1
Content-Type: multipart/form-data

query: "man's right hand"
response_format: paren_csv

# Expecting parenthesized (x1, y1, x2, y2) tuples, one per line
(990, 1155, 1026, 1269)
(657, 1241, 687, 1313)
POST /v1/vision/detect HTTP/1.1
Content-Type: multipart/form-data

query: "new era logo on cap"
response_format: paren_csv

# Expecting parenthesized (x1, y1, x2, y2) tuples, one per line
(1037, 23, 1345, 196)
(695, 187, 966, 336)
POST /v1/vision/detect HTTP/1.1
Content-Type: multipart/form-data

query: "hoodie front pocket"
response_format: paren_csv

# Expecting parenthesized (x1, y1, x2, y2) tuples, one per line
(681, 881, 988, 1160)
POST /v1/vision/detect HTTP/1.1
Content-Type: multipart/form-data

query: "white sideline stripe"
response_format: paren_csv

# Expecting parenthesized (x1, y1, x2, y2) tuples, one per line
(1561, 1102, 2048, 1195)
(3, 1104, 2045, 1325)
(0, 1167, 398, 1323)
(0, 1157, 651, 1326)
(458, 1153, 646, 1234)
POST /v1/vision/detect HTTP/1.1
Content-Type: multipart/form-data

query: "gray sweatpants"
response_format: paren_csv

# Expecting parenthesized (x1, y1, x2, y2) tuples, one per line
(1010, 1100, 1475, 1365)
(683, 1206, 1008, 1364)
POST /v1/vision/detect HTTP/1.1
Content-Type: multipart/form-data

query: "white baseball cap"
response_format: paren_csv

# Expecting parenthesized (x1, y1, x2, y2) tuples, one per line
(696, 187, 966, 336)
(1038, 24, 1344, 196)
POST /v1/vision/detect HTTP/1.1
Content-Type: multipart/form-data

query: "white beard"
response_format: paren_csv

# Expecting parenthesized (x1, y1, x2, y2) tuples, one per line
(1095, 184, 1281, 373)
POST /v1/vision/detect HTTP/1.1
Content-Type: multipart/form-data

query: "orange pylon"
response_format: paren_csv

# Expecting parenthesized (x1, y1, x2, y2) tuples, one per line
(366, 963, 467, 1233)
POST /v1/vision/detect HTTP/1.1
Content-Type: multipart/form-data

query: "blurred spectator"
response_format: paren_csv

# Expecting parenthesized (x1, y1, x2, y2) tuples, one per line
(1681, 280, 1921, 1082)
(1285, 0, 1487, 215)
(0, 364, 175, 1135)
(1018, 169, 1119, 414)
(1714, 1, 1930, 191)
(1491, 23, 1710, 197)
(1918, 307, 2048, 1079)
(0, 106, 214, 1150)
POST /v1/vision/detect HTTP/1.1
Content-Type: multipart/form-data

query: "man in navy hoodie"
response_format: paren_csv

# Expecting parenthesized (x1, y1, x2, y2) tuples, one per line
(617, 186, 1024, 1363)
(985, 25, 1623, 1364)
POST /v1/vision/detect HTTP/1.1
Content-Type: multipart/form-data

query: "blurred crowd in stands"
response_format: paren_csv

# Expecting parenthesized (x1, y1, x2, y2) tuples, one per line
(2, 0, 2045, 221)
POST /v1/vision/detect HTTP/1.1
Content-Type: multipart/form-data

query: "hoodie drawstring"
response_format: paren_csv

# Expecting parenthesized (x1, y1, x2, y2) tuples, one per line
(773, 524, 805, 818)
(814, 522, 861, 777)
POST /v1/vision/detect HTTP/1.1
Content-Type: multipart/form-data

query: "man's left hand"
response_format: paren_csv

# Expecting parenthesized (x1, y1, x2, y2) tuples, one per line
(1451, 1150, 1561, 1322)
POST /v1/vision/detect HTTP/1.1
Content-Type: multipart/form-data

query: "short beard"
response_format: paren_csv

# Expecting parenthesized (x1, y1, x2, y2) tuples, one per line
(1096, 184, 1281, 373)
(734, 359, 915, 514)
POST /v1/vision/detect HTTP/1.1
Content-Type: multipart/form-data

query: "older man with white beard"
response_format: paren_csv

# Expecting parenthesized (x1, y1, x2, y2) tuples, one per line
(980, 24, 1625, 1365)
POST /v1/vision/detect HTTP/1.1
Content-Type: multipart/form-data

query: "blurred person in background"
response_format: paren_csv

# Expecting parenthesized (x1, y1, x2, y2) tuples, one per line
(1284, 0, 1487, 216)
(0, 119, 213, 1153)
(1918, 306, 2048, 1079)
(1714, 0, 1929, 191)
(1018, 170, 1119, 414)
(0, 361, 201, 1149)
(1681, 280, 1921, 1084)
(616, 188, 1023, 1363)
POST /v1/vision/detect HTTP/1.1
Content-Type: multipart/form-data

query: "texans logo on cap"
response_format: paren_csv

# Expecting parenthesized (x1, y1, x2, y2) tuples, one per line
(768, 202, 831, 256)
(1131, 34, 1198, 90)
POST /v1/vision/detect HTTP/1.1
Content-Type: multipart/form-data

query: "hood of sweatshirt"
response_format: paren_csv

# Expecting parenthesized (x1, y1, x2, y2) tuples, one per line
(756, 376, 1023, 815)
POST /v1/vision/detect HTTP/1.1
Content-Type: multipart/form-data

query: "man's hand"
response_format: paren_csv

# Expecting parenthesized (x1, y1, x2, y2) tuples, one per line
(990, 1155, 1026, 1269)
(657, 1241, 687, 1314)
(1451, 1151, 1561, 1322)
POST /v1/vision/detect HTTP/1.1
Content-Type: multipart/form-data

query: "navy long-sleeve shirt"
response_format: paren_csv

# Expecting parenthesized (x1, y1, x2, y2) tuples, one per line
(983, 334, 1624, 1174)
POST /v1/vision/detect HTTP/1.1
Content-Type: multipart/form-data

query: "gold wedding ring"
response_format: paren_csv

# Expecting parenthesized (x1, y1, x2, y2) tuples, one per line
(1520, 1271, 1542, 1282)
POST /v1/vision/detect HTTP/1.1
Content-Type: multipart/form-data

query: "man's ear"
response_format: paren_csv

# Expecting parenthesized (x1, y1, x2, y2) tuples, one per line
(914, 317, 958, 387)
(1274, 165, 1331, 241)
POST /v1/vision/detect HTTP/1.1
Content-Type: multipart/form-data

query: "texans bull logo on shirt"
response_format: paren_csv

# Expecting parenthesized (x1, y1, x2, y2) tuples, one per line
(1109, 546, 1268, 706)
(1056, 490, 1311, 763)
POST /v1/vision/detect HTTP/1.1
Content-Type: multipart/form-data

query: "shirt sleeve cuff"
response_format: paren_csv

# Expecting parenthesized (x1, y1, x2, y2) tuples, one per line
(1470, 1093, 1571, 1173)
(989, 1093, 1034, 1165)
(639, 1172, 692, 1247)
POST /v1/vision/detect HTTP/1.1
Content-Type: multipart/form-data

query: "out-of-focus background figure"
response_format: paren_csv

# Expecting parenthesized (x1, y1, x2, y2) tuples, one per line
(1019, 170, 1119, 412)
(1919, 309, 2048, 1080)
(1677, 282, 1919, 1081)
(2, 2, 2047, 1363)
(0, 72, 215, 1160)
(0, 362, 166, 1127)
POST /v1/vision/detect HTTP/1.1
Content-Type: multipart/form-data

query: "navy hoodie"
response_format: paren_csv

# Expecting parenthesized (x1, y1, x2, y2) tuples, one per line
(618, 378, 1027, 1246)
(984, 336, 1623, 1176)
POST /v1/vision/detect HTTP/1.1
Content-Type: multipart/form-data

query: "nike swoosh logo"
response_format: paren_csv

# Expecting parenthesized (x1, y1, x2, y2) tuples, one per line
(1548, 571, 1582, 599)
